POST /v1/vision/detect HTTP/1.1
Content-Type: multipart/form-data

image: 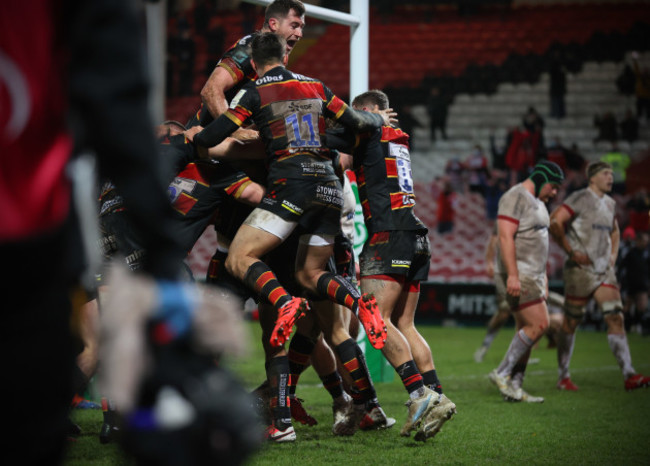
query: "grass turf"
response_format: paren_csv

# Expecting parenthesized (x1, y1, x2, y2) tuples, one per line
(66, 323, 650, 465)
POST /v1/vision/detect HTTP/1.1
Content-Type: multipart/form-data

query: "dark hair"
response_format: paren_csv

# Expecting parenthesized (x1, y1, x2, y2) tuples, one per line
(251, 32, 286, 68)
(264, 0, 305, 26)
(351, 89, 390, 110)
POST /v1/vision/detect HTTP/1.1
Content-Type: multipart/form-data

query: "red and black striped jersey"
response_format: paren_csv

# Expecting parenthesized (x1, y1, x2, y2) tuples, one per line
(187, 34, 258, 128)
(194, 66, 385, 184)
(353, 126, 427, 234)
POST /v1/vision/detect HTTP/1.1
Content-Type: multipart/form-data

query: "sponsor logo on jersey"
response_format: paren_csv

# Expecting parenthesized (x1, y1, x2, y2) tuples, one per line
(592, 223, 613, 232)
(256, 74, 284, 85)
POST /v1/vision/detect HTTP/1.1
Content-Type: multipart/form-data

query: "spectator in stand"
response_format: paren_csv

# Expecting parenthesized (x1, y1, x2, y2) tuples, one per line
(549, 52, 567, 119)
(426, 86, 449, 142)
(631, 51, 650, 122)
(489, 128, 512, 171)
(395, 104, 423, 151)
(484, 172, 508, 226)
(620, 109, 639, 143)
(600, 143, 631, 195)
(626, 188, 650, 233)
(464, 144, 489, 196)
(436, 179, 456, 234)
(445, 157, 465, 193)
(522, 107, 545, 137)
(505, 126, 536, 185)
(594, 111, 619, 144)
(566, 143, 586, 170)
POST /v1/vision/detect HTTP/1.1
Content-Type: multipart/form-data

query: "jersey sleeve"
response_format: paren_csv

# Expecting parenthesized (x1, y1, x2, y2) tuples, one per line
(194, 86, 257, 148)
(216, 35, 256, 85)
(321, 84, 384, 133)
(561, 190, 583, 218)
(497, 189, 525, 225)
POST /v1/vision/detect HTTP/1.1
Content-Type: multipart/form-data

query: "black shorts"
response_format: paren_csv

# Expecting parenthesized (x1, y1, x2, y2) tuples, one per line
(98, 210, 146, 273)
(359, 230, 430, 282)
(258, 178, 343, 238)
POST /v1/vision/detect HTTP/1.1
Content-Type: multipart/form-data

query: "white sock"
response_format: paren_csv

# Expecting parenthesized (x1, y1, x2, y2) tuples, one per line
(607, 333, 636, 378)
(497, 329, 533, 376)
(556, 331, 576, 380)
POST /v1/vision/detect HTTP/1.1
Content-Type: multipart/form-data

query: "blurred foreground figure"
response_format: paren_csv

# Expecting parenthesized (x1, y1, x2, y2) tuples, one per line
(0, 1, 258, 463)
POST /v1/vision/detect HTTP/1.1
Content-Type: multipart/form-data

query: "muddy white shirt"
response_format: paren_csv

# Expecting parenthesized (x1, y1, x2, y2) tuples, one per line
(496, 183, 549, 277)
(561, 187, 616, 274)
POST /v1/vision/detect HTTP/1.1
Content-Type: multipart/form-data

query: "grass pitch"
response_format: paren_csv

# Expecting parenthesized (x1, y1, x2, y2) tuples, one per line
(66, 323, 650, 465)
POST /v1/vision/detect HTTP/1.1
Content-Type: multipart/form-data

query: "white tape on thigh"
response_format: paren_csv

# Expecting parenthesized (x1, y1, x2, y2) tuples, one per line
(298, 233, 336, 247)
(244, 208, 297, 241)
(600, 300, 623, 315)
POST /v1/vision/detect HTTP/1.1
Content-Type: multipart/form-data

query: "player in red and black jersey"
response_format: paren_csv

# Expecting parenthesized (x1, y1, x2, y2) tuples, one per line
(189, 32, 389, 352)
(188, 0, 306, 129)
(327, 90, 457, 441)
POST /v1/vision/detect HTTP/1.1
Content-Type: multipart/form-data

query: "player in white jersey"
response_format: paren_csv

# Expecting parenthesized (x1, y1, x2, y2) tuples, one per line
(549, 161, 650, 391)
(488, 161, 564, 403)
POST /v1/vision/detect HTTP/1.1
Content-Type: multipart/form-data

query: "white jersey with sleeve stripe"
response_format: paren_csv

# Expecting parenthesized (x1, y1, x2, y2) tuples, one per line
(496, 183, 550, 277)
(561, 187, 616, 274)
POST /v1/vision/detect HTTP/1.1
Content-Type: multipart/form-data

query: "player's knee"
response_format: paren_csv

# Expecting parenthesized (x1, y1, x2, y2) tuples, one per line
(563, 302, 586, 320)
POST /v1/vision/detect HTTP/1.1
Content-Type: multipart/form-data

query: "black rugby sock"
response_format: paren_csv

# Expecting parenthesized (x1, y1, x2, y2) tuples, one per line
(422, 369, 443, 394)
(267, 356, 291, 429)
(288, 333, 315, 397)
(316, 272, 361, 313)
(243, 261, 291, 310)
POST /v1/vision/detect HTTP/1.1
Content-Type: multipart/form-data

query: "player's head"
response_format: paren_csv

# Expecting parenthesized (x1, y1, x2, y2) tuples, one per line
(251, 32, 287, 70)
(265, 0, 305, 54)
(528, 160, 564, 200)
(586, 161, 614, 193)
(352, 90, 390, 112)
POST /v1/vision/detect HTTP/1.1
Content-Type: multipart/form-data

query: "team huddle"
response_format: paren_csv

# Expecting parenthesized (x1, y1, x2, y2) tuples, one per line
(98, 0, 647, 447)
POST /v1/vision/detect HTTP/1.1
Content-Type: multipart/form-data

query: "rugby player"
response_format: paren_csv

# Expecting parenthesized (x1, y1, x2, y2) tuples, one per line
(488, 161, 564, 403)
(326, 89, 457, 441)
(549, 161, 650, 391)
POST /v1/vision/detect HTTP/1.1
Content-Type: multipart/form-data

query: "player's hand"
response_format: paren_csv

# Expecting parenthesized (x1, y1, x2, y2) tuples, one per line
(183, 125, 203, 142)
(571, 250, 591, 266)
(378, 108, 398, 126)
(506, 275, 521, 297)
(231, 128, 260, 143)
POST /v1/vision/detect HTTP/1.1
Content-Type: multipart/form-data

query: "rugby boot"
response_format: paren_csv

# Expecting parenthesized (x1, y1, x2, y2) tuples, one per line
(357, 293, 387, 350)
(264, 423, 296, 443)
(488, 369, 521, 401)
(413, 393, 457, 442)
(400, 386, 439, 437)
(290, 396, 317, 426)
(331, 392, 352, 435)
(270, 297, 308, 347)
(359, 405, 396, 431)
(332, 402, 365, 436)
(520, 390, 545, 403)
(624, 374, 650, 391)
(557, 377, 579, 391)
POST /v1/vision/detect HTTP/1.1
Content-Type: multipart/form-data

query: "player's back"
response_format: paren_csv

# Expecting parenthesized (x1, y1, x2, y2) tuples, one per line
(242, 66, 339, 181)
